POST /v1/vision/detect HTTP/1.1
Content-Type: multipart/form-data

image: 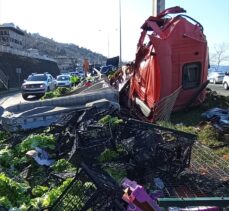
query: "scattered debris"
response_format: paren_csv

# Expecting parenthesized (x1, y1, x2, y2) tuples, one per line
(0, 105, 229, 210)
(26, 147, 54, 166)
(202, 107, 229, 128)
(201, 108, 229, 143)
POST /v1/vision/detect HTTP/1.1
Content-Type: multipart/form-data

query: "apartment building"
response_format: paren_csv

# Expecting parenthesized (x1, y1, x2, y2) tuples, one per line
(0, 23, 25, 49)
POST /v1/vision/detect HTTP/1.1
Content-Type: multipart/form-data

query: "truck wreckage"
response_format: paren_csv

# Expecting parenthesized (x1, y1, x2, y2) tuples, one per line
(0, 6, 229, 210)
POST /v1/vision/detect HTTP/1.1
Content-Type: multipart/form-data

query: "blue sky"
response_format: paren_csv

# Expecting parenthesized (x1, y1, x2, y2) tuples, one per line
(0, 0, 228, 63)
(166, 0, 229, 64)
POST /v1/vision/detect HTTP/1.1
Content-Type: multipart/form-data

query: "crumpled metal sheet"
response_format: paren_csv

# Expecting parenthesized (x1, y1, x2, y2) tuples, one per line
(1, 99, 119, 132)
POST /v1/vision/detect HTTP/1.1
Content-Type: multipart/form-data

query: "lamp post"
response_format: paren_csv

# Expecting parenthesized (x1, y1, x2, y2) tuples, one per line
(152, 0, 165, 16)
(119, 0, 122, 66)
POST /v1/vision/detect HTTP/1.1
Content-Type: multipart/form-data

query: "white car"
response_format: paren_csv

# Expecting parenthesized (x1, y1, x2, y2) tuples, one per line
(21, 73, 57, 99)
(222, 72, 229, 90)
(207, 71, 225, 84)
(56, 75, 72, 88)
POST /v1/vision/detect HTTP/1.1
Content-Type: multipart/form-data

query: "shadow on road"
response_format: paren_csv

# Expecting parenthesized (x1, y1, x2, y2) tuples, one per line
(24, 95, 42, 101)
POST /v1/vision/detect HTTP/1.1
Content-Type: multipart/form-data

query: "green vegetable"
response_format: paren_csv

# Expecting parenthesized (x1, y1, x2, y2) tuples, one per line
(0, 196, 12, 209)
(42, 87, 72, 99)
(99, 145, 127, 163)
(104, 166, 126, 183)
(99, 148, 119, 163)
(0, 173, 30, 208)
(17, 134, 56, 154)
(98, 115, 123, 126)
(51, 159, 76, 173)
(42, 178, 73, 207)
(0, 147, 14, 168)
(32, 185, 49, 197)
(0, 130, 10, 141)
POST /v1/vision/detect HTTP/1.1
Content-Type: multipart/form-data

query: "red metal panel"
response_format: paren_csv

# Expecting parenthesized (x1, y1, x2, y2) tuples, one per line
(129, 6, 208, 121)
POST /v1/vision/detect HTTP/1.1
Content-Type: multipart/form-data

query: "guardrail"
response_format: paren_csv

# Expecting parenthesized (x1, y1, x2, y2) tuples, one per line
(0, 45, 57, 63)
(0, 68, 8, 89)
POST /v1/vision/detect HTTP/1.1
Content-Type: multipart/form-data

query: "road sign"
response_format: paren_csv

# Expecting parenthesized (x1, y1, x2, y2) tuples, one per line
(16, 68, 22, 74)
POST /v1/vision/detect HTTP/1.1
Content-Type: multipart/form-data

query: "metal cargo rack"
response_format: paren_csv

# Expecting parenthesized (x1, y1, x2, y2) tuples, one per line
(48, 162, 125, 211)
(35, 109, 229, 209)
(116, 118, 196, 177)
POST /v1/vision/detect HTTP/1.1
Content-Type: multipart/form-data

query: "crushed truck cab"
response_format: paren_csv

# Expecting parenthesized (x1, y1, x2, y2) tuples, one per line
(126, 6, 209, 122)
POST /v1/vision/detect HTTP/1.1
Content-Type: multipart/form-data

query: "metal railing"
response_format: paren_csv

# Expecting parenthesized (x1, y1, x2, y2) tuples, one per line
(0, 68, 8, 89)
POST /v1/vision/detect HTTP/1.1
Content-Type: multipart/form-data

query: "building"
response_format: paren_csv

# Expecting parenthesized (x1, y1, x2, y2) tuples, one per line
(0, 23, 25, 50)
(0, 24, 60, 89)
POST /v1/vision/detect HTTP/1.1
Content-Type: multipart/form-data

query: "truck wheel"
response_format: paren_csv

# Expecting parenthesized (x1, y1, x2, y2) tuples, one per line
(22, 94, 28, 100)
(223, 82, 229, 90)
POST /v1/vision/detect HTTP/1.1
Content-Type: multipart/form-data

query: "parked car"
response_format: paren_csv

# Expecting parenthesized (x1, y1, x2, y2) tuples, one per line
(21, 73, 57, 100)
(56, 75, 72, 88)
(223, 72, 229, 90)
(207, 70, 225, 84)
(70, 70, 84, 78)
(100, 65, 115, 75)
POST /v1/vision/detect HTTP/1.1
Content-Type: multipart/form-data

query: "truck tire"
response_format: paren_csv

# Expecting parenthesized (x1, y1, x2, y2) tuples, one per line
(22, 94, 28, 100)
(223, 82, 229, 90)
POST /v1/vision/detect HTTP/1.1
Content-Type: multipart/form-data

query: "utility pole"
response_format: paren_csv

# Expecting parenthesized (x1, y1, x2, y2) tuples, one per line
(119, 0, 122, 66)
(107, 31, 110, 58)
(152, 0, 165, 16)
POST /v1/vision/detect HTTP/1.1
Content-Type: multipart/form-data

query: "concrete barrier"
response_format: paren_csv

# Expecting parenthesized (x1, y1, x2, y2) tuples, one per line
(5, 87, 119, 113)
(1, 85, 120, 131)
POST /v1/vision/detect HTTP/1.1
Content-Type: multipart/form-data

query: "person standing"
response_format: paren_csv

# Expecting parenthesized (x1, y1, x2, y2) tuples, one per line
(83, 58, 89, 77)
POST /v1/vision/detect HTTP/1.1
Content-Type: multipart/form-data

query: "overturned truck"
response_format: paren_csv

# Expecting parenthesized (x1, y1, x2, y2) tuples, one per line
(120, 6, 209, 122)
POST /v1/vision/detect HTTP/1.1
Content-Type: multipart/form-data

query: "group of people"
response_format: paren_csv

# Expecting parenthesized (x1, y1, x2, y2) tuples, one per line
(70, 58, 89, 86)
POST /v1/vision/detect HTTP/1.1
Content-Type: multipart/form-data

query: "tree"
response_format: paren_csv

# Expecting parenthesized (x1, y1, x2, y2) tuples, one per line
(210, 43, 229, 70)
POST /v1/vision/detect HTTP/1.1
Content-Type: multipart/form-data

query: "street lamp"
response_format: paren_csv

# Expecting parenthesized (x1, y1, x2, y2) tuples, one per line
(119, 0, 122, 66)
(152, 0, 165, 16)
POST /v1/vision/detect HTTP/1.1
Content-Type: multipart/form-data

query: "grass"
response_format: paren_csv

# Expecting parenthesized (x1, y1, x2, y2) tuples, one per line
(170, 91, 228, 126)
(161, 91, 229, 160)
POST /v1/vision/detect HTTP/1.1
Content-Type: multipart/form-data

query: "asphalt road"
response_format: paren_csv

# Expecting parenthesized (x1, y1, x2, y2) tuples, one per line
(0, 91, 40, 109)
(207, 83, 229, 97)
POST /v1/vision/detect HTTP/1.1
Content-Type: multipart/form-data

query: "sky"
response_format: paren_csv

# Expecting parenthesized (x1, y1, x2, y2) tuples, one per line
(0, 0, 229, 63)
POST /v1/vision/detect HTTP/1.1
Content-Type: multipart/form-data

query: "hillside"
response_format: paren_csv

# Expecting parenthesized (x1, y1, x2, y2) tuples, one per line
(23, 32, 107, 71)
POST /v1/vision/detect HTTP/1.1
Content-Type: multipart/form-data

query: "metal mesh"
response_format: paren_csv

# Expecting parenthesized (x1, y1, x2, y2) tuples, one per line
(50, 163, 124, 211)
(154, 86, 182, 121)
(141, 141, 229, 198)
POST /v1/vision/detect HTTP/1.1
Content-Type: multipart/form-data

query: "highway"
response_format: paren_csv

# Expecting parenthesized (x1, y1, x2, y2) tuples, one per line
(0, 91, 39, 109)
(207, 83, 229, 96)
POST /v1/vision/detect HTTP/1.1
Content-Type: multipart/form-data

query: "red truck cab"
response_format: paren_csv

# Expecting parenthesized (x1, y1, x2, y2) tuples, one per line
(128, 6, 209, 122)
